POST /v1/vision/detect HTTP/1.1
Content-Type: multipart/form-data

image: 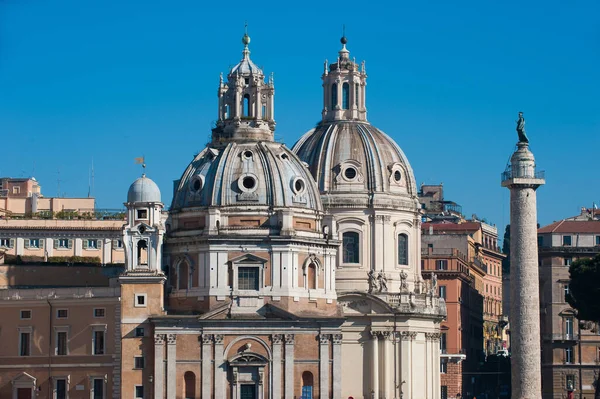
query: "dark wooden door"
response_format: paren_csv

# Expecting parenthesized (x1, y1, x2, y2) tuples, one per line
(17, 388, 32, 399)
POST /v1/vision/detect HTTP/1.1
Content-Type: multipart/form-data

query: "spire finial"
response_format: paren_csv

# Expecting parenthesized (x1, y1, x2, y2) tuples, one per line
(341, 24, 348, 46)
(241, 22, 251, 59)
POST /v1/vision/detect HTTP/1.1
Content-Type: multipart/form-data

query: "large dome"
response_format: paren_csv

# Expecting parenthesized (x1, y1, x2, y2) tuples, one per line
(171, 141, 322, 211)
(127, 175, 161, 203)
(292, 121, 418, 201)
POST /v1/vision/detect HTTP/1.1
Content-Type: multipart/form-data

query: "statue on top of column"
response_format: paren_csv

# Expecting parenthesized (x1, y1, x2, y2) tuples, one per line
(516, 112, 529, 143)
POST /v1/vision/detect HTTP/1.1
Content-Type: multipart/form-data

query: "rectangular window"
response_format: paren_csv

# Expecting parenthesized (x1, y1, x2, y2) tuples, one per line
(135, 327, 145, 337)
(440, 361, 447, 373)
(342, 231, 360, 263)
(137, 209, 148, 219)
(441, 386, 448, 399)
(57, 238, 70, 249)
(93, 330, 105, 355)
(93, 378, 104, 399)
(19, 332, 30, 356)
(56, 331, 67, 356)
(440, 332, 447, 353)
(115, 239, 124, 249)
(20, 310, 31, 319)
(596, 236, 600, 246)
(565, 347, 574, 363)
(238, 267, 259, 290)
(538, 235, 543, 247)
(397, 234, 408, 265)
(0, 238, 13, 248)
(566, 317, 574, 337)
(57, 309, 68, 319)
(564, 257, 572, 266)
(28, 238, 40, 248)
(438, 285, 447, 300)
(87, 239, 99, 249)
(134, 356, 145, 369)
(566, 374, 575, 390)
(135, 385, 144, 399)
(135, 294, 147, 307)
(301, 385, 313, 399)
(55, 379, 67, 399)
(436, 260, 448, 270)
(94, 308, 105, 318)
(563, 235, 572, 246)
(564, 285, 570, 302)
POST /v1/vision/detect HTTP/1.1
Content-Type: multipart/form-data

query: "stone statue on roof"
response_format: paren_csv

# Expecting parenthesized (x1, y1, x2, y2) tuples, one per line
(516, 112, 529, 143)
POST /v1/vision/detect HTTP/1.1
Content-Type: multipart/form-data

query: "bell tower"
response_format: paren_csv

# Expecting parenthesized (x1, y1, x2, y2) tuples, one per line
(321, 35, 367, 122)
(213, 29, 275, 145)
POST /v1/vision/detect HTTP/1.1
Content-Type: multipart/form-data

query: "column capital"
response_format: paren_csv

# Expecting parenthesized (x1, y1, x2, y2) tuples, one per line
(214, 334, 224, 345)
(271, 334, 284, 344)
(318, 334, 331, 345)
(284, 334, 295, 345)
(154, 334, 165, 345)
(400, 331, 418, 341)
(425, 332, 441, 341)
(201, 334, 213, 345)
(167, 333, 177, 345)
(332, 333, 343, 345)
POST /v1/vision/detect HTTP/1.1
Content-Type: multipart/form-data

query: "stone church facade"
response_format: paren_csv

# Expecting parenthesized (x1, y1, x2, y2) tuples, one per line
(0, 33, 445, 399)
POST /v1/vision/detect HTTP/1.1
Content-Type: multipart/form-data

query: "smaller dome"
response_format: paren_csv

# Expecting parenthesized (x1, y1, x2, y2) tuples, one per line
(127, 175, 161, 203)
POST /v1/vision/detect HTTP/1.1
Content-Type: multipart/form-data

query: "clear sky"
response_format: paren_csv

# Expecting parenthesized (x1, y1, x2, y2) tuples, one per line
(1, 0, 599, 235)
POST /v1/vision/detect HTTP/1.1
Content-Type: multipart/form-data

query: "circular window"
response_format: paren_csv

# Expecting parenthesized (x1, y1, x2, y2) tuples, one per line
(243, 150, 253, 159)
(394, 170, 402, 182)
(344, 167, 357, 180)
(242, 176, 256, 190)
(292, 177, 306, 194)
(190, 175, 204, 192)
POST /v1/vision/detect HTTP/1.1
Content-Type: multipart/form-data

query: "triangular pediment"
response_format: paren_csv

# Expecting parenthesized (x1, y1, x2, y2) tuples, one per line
(229, 253, 268, 264)
(12, 372, 36, 384)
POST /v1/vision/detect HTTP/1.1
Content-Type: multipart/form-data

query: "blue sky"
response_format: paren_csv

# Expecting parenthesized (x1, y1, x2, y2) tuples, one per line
(1, 0, 599, 235)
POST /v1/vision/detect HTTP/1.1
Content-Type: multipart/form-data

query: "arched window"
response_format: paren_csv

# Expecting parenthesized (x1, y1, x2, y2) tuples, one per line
(178, 261, 189, 290)
(342, 82, 350, 109)
(184, 371, 195, 399)
(137, 240, 148, 266)
(331, 83, 338, 109)
(307, 263, 316, 290)
(224, 104, 230, 119)
(342, 231, 360, 264)
(398, 234, 408, 265)
(262, 104, 266, 119)
(355, 83, 359, 106)
(243, 94, 250, 117)
(301, 371, 314, 399)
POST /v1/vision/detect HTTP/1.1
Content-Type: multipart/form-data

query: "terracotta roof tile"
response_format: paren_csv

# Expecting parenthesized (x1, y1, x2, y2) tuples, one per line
(421, 222, 481, 232)
(538, 220, 600, 234)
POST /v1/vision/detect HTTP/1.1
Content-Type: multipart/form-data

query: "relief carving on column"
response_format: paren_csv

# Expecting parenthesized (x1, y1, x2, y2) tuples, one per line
(400, 331, 418, 341)
(201, 334, 213, 345)
(318, 334, 331, 344)
(154, 334, 165, 345)
(284, 334, 295, 345)
(271, 334, 284, 344)
(167, 334, 177, 345)
(213, 334, 224, 345)
(332, 334, 343, 345)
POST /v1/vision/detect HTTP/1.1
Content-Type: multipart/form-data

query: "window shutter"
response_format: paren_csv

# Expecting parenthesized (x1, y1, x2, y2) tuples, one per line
(112, 239, 117, 247)
(54, 239, 59, 249)
(9, 239, 15, 248)
(24, 239, 30, 249)
(68, 239, 73, 249)
(39, 239, 44, 249)
(83, 240, 88, 249)
(97, 239, 102, 248)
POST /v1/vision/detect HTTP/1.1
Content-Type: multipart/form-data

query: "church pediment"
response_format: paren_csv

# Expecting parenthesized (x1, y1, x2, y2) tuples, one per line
(338, 292, 394, 315)
(12, 372, 36, 384)
(228, 352, 268, 366)
(229, 253, 269, 264)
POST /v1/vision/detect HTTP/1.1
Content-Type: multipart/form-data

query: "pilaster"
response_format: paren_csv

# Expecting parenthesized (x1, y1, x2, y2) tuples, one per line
(332, 334, 342, 399)
(154, 334, 165, 399)
(319, 334, 331, 399)
(271, 334, 283, 399)
(400, 331, 416, 399)
(166, 334, 176, 398)
(214, 334, 225, 399)
(201, 334, 212, 399)
(284, 334, 295, 398)
(370, 330, 379, 398)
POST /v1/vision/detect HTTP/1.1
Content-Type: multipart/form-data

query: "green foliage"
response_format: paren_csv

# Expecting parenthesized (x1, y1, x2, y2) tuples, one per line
(4, 254, 102, 266)
(567, 254, 600, 322)
(501, 224, 510, 274)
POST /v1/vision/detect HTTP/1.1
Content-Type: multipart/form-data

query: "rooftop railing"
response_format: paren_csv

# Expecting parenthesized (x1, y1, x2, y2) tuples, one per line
(501, 167, 545, 181)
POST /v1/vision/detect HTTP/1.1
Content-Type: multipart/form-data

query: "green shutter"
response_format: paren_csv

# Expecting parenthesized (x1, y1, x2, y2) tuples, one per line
(24, 239, 30, 249)
(97, 239, 102, 248)
(39, 239, 44, 249)
(9, 239, 14, 248)
(68, 239, 73, 249)
(83, 240, 88, 249)
(54, 239, 59, 249)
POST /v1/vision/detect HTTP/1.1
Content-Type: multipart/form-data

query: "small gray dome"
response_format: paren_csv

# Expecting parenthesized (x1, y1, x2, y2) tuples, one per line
(292, 121, 418, 200)
(171, 142, 322, 211)
(127, 175, 161, 203)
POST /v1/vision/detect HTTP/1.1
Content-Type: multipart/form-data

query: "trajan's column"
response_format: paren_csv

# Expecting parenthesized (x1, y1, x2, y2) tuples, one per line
(501, 112, 545, 398)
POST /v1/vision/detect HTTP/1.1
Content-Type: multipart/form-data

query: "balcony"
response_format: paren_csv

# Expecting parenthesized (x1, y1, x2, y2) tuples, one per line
(440, 347, 467, 363)
(501, 168, 545, 181)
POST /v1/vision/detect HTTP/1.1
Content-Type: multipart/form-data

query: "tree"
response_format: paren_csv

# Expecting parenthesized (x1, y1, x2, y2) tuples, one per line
(568, 254, 600, 398)
(501, 225, 510, 275)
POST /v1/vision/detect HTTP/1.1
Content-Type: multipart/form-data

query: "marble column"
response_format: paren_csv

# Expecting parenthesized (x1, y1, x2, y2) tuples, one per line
(332, 334, 342, 399)
(284, 334, 295, 399)
(319, 334, 330, 399)
(371, 331, 379, 399)
(201, 334, 213, 399)
(271, 335, 283, 399)
(214, 335, 224, 399)
(382, 332, 393, 399)
(154, 334, 165, 399)
(166, 334, 177, 399)
(400, 332, 416, 399)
